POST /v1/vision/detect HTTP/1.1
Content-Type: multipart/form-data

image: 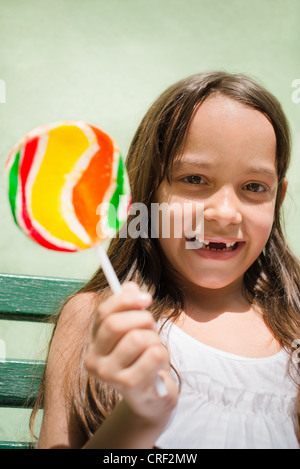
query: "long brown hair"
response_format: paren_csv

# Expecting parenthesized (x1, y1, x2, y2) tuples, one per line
(30, 71, 300, 442)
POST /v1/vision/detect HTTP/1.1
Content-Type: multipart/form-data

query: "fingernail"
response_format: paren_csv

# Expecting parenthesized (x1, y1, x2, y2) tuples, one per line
(138, 292, 152, 305)
(123, 281, 139, 291)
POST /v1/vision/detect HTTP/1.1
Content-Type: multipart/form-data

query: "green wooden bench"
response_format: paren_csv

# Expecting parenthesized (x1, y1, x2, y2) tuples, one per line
(0, 273, 84, 449)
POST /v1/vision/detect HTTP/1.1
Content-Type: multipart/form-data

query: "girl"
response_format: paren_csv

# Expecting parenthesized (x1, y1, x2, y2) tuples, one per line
(32, 71, 300, 449)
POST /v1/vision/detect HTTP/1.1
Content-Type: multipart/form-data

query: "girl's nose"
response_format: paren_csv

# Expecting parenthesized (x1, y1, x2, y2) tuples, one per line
(204, 186, 242, 227)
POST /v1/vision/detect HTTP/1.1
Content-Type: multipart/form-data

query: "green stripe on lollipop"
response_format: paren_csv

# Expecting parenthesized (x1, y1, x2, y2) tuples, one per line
(107, 154, 127, 232)
(7, 150, 21, 225)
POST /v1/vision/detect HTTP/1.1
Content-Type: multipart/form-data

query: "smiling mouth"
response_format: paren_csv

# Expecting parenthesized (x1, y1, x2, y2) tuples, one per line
(185, 237, 240, 251)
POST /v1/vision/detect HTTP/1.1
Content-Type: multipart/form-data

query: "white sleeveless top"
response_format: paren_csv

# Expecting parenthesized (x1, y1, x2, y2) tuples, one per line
(155, 320, 299, 449)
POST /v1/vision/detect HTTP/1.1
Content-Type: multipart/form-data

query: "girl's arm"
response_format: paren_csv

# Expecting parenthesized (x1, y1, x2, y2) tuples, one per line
(37, 292, 97, 448)
(37, 283, 177, 449)
(83, 397, 173, 449)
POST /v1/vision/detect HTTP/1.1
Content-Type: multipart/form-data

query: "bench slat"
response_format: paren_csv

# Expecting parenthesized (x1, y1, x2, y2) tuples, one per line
(0, 273, 86, 446)
(0, 441, 32, 449)
(0, 273, 84, 321)
(0, 359, 45, 407)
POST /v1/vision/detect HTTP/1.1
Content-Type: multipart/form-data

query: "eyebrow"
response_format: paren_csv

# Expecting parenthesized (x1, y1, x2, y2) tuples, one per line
(173, 160, 213, 170)
(244, 166, 277, 180)
(173, 159, 277, 180)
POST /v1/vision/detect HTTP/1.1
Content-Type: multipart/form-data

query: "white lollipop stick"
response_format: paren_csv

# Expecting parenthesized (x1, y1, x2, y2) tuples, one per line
(96, 244, 123, 294)
(96, 244, 168, 397)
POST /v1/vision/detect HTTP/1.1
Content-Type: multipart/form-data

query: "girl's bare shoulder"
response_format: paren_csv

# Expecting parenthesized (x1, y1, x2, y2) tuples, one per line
(58, 291, 99, 327)
(47, 291, 101, 374)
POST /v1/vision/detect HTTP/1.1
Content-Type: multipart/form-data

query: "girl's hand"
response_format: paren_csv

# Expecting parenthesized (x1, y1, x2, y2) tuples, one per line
(84, 282, 178, 426)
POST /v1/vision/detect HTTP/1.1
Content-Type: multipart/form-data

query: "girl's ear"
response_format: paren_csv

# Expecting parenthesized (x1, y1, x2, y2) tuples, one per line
(279, 177, 288, 208)
(274, 178, 288, 223)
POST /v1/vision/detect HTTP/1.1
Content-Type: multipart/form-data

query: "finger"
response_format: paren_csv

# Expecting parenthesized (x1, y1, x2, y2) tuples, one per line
(85, 329, 165, 385)
(92, 310, 157, 356)
(116, 343, 170, 390)
(109, 328, 163, 370)
(93, 282, 152, 332)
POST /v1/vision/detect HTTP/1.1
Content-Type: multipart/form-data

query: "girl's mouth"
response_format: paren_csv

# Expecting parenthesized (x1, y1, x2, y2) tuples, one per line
(185, 237, 245, 259)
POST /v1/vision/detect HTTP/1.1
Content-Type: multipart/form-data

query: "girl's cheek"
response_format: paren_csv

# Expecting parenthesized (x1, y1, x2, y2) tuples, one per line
(154, 196, 203, 240)
(247, 206, 275, 243)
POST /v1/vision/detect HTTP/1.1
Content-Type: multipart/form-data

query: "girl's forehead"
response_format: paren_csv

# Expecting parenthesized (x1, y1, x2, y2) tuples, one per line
(187, 95, 276, 141)
(179, 96, 275, 158)
(161, 94, 279, 185)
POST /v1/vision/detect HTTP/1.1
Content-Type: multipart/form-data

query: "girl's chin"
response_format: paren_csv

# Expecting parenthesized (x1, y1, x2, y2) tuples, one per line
(190, 279, 240, 290)
(176, 270, 245, 291)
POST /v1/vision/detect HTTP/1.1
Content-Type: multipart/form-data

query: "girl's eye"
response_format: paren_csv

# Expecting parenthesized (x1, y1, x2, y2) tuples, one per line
(182, 175, 205, 185)
(243, 182, 267, 193)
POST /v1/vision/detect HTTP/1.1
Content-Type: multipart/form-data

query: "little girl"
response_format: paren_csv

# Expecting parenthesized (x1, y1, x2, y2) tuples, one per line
(32, 71, 300, 449)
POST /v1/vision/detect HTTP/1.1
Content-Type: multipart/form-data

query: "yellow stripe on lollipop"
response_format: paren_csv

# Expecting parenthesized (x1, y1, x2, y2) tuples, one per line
(30, 125, 91, 249)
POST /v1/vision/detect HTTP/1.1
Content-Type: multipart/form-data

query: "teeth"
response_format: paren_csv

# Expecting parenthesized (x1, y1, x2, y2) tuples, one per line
(201, 241, 238, 252)
(186, 237, 239, 252)
(185, 236, 203, 248)
(203, 240, 237, 247)
(204, 240, 237, 247)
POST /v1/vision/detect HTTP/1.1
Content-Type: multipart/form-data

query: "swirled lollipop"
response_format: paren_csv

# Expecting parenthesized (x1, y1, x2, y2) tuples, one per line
(5, 120, 130, 291)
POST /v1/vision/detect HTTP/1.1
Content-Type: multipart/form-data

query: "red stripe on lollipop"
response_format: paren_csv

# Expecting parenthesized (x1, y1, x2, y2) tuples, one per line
(20, 136, 75, 252)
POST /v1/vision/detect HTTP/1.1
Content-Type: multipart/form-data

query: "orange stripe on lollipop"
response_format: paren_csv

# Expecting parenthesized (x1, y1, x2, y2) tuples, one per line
(72, 126, 116, 244)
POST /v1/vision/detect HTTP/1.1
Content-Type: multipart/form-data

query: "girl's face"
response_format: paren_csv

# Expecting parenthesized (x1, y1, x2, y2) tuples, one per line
(154, 94, 284, 292)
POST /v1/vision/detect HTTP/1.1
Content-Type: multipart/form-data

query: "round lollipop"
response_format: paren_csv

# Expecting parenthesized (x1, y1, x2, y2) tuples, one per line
(5, 120, 130, 292)
(5, 120, 130, 250)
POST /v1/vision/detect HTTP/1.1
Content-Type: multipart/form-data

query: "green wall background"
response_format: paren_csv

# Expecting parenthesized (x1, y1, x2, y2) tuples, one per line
(0, 0, 299, 442)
